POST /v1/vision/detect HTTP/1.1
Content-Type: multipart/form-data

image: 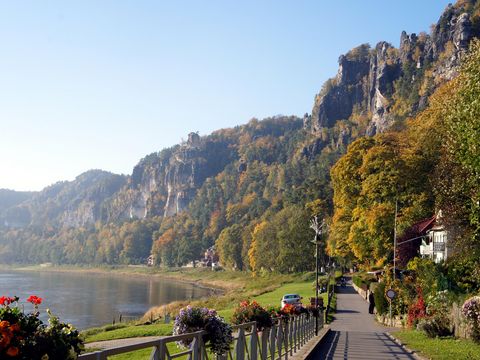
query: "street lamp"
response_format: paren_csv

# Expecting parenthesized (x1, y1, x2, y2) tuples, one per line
(310, 216, 326, 335)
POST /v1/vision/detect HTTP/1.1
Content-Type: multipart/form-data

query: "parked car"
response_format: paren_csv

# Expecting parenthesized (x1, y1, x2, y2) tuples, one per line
(280, 294, 302, 308)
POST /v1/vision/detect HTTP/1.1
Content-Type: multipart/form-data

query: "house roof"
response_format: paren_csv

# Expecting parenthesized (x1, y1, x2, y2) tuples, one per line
(399, 215, 436, 240)
(413, 215, 436, 233)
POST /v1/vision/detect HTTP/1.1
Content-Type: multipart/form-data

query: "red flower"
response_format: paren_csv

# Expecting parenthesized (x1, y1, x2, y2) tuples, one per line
(6, 346, 19, 357)
(0, 296, 16, 306)
(26, 295, 42, 306)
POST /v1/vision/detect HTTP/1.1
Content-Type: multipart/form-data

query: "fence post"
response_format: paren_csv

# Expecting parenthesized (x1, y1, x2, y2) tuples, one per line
(236, 326, 246, 360)
(250, 322, 258, 360)
(260, 329, 268, 360)
(282, 319, 288, 360)
(269, 322, 277, 360)
(191, 336, 200, 360)
(276, 319, 284, 359)
(301, 314, 305, 345)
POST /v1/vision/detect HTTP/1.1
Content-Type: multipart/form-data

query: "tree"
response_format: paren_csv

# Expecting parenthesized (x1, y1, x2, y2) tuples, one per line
(216, 224, 244, 270)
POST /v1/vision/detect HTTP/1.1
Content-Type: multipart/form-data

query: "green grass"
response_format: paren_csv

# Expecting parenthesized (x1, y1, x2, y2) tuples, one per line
(85, 323, 173, 343)
(394, 330, 480, 360)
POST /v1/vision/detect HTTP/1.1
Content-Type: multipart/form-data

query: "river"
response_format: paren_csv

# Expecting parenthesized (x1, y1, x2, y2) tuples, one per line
(0, 270, 214, 329)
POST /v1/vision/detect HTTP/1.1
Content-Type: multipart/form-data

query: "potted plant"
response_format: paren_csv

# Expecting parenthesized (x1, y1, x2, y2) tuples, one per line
(231, 300, 273, 331)
(0, 295, 84, 359)
(173, 306, 233, 355)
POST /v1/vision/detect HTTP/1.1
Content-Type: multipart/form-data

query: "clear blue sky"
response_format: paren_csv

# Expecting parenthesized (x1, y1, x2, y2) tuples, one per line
(0, 1, 451, 191)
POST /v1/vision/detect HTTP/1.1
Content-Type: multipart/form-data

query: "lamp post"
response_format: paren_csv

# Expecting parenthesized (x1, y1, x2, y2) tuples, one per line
(310, 216, 326, 336)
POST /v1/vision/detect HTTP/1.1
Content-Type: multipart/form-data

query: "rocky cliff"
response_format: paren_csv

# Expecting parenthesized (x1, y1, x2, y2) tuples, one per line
(305, 1, 476, 137)
(107, 132, 237, 221)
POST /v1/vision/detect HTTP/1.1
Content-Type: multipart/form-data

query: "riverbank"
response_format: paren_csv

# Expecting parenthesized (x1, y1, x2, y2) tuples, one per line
(1, 264, 313, 321)
(82, 274, 332, 343)
(2, 264, 231, 294)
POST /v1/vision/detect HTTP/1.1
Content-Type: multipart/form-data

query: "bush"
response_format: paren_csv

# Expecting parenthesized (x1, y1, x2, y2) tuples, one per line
(462, 296, 480, 343)
(418, 315, 452, 338)
(352, 273, 376, 290)
(374, 282, 388, 315)
(407, 290, 427, 328)
(417, 290, 453, 338)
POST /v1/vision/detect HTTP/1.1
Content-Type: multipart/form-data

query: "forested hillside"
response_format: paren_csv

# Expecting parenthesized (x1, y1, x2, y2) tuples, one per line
(0, 0, 478, 274)
(329, 39, 480, 284)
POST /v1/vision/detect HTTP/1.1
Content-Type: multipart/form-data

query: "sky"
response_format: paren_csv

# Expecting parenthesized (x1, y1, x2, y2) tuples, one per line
(0, 0, 451, 191)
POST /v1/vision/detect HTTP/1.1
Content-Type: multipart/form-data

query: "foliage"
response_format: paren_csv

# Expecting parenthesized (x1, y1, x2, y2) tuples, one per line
(248, 205, 316, 274)
(0, 295, 83, 360)
(435, 39, 480, 275)
(352, 273, 375, 290)
(417, 291, 452, 338)
(173, 306, 233, 355)
(230, 300, 273, 331)
(373, 282, 388, 316)
(406, 258, 447, 298)
(445, 258, 480, 293)
(407, 289, 427, 328)
(329, 131, 434, 266)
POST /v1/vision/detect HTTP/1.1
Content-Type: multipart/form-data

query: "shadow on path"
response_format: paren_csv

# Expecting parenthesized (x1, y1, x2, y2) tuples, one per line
(335, 309, 360, 314)
(313, 330, 416, 360)
(335, 285, 358, 295)
(309, 282, 414, 359)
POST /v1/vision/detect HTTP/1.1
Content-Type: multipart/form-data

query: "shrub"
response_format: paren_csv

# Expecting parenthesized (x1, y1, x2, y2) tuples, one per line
(417, 291, 453, 338)
(418, 315, 452, 338)
(374, 282, 388, 315)
(231, 300, 273, 331)
(462, 296, 480, 343)
(407, 289, 427, 328)
(352, 273, 376, 290)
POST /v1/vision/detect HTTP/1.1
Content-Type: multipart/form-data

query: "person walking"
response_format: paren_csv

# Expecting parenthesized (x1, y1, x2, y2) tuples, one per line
(368, 291, 375, 314)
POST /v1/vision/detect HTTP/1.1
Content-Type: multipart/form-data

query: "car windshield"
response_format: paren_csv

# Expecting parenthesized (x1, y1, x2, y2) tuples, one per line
(284, 295, 299, 299)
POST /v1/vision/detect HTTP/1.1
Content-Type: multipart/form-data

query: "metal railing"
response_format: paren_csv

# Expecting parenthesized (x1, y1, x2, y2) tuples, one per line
(79, 312, 323, 360)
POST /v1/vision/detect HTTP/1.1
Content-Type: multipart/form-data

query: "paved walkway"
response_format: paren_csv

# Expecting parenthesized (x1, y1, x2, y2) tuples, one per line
(85, 336, 162, 350)
(309, 281, 415, 359)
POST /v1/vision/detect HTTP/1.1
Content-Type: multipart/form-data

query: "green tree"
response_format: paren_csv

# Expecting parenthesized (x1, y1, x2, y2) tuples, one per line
(216, 224, 244, 270)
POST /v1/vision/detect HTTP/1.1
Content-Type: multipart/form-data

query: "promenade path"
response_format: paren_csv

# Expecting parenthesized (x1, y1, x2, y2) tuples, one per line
(85, 336, 162, 350)
(309, 281, 415, 359)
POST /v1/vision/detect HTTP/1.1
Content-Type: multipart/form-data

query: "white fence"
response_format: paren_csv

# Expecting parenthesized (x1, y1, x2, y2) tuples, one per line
(79, 312, 323, 360)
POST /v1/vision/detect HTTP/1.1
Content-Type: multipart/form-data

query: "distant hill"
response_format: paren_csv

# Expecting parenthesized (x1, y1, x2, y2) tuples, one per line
(1, 0, 478, 269)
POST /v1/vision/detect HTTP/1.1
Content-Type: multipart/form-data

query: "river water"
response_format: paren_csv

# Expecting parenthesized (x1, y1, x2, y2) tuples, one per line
(0, 270, 214, 329)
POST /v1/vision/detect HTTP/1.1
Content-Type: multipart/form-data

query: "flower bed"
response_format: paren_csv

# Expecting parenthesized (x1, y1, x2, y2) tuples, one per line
(231, 300, 273, 331)
(0, 295, 83, 359)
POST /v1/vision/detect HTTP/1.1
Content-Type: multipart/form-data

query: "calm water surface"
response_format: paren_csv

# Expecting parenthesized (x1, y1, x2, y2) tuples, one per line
(0, 270, 214, 329)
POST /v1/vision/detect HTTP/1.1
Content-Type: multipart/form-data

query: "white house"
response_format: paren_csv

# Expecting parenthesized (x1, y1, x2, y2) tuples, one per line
(419, 210, 449, 263)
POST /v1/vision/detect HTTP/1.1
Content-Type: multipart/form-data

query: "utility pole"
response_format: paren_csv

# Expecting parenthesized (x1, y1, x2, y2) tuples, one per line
(310, 216, 326, 336)
(391, 200, 398, 327)
(393, 200, 398, 277)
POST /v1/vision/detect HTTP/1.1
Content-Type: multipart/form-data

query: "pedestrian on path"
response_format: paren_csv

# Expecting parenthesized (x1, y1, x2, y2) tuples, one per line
(368, 291, 375, 314)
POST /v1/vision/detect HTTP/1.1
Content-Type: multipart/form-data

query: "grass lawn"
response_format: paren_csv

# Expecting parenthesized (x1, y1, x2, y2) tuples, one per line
(394, 330, 480, 360)
(84, 323, 173, 343)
